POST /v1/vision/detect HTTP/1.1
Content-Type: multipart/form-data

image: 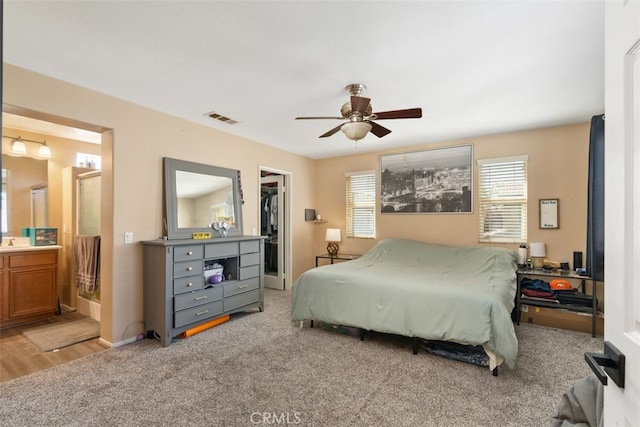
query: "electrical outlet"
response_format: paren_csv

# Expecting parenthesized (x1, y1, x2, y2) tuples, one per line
(124, 232, 133, 244)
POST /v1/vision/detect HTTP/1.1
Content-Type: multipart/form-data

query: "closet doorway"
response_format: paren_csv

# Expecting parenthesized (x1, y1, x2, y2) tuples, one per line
(260, 170, 288, 290)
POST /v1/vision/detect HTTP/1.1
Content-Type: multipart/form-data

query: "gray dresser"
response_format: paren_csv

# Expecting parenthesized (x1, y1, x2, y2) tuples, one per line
(142, 236, 265, 346)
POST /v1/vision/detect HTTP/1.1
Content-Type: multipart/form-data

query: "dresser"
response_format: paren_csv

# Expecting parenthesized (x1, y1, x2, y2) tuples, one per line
(142, 236, 265, 346)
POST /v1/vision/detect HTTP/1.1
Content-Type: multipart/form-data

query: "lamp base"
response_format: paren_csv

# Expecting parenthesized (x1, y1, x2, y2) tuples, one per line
(532, 257, 544, 269)
(327, 242, 339, 257)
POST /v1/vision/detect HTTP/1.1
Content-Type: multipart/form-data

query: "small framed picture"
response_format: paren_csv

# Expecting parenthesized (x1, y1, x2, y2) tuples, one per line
(539, 199, 559, 229)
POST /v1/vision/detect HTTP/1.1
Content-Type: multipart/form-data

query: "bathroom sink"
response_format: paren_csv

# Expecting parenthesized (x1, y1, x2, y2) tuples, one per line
(0, 237, 36, 250)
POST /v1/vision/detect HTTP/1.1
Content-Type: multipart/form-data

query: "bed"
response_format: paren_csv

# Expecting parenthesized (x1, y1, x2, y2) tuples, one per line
(291, 238, 519, 372)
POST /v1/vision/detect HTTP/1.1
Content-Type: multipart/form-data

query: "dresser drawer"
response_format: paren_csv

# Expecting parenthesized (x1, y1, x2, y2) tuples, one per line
(240, 239, 260, 254)
(224, 289, 260, 312)
(240, 252, 259, 267)
(205, 242, 239, 258)
(174, 287, 223, 311)
(173, 276, 203, 294)
(173, 260, 203, 279)
(174, 300, 224, 328)
(173, 244, 203, 262)
(223, 277, 259, 298)
(239, 265, 259, 280)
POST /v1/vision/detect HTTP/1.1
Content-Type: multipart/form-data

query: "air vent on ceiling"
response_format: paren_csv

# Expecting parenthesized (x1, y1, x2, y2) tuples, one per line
(205, 111, 238, 125)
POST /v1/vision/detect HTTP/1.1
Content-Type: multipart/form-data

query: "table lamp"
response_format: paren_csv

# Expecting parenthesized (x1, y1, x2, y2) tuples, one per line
(529, 242, 546, 268)
(325, 228, 341, 256)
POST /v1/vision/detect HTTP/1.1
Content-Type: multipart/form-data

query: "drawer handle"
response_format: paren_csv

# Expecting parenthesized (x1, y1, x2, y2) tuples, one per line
(238, 284, 248, 289)
(187, 251, 193, 255)
(186, 282, 193, 287)
(196, 310, 209, 316)
(187, 267, 193, 271)
(194, 296, 207, 301)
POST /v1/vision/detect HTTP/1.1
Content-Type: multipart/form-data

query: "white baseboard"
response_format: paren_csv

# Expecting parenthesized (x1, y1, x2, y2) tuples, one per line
(97, 337, 112, 348)
(100, 335, 139, 348)
(60, 304, 77, 312)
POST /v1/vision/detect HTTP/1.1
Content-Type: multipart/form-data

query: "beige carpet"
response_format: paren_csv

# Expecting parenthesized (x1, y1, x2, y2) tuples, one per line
(2, 289, 602, 426)
(22, 317, 100, 352)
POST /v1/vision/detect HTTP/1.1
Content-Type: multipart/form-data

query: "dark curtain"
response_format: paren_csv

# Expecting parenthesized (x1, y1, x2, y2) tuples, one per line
(587, 114, 605, 281)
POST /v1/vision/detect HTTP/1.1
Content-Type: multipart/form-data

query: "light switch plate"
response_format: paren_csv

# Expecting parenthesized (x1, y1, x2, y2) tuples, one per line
(124, 232, 133, 244)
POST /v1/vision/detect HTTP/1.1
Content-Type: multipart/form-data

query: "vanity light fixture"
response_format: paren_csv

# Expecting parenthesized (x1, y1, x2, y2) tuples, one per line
(10, 137, 27, 155)
(38, 141, 52, 158)
(3, 135, 53, 158)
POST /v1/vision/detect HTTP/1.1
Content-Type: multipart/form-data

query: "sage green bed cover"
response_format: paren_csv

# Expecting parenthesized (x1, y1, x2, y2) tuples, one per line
(291, 239, 519, 368)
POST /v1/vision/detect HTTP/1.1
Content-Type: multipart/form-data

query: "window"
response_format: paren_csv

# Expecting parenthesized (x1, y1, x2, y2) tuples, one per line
(346, 171, 376, 238)
(477, 156, 528, 243)
(76, 153, 102, 170)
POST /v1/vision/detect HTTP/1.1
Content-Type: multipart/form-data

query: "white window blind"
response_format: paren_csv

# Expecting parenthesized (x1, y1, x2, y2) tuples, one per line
(477, 156, 528, 243)
(346, 171, 376, 238)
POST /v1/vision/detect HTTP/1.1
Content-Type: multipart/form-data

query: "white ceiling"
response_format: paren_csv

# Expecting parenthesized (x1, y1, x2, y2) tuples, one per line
(3, 1, 604, 160)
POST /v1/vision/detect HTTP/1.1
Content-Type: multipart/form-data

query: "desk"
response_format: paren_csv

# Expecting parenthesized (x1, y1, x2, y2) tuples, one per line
(516, 268, 599, 337)
(315, 253, 360, 267)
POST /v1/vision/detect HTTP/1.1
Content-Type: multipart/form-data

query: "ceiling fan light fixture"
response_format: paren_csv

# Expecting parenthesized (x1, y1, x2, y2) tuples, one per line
(341, 121, 372, 141)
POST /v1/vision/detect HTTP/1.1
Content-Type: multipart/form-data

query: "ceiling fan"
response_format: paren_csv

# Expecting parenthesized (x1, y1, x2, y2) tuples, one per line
(295, 83, 422, 142)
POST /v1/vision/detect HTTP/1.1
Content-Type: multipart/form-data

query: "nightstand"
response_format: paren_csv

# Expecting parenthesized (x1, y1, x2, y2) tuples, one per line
(516, 267, 600, 337)
(315, 253, 360, 267)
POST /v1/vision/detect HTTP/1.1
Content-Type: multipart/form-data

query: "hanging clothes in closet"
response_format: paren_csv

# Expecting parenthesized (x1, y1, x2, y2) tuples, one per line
(261, 187, 278, 236)
(261, 185, 278, 273)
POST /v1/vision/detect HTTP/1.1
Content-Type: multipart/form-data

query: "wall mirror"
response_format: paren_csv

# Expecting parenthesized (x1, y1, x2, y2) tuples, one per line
(164, 157, 243, 239)
(1, 154, 48, 237)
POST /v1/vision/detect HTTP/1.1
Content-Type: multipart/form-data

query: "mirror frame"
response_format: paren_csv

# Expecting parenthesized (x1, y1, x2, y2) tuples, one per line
(164, 157, 243, 239)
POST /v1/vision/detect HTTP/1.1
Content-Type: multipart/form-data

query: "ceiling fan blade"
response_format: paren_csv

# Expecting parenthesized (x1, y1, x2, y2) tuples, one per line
(373, 108, 422, 120)
(369, 121, 392, 138)
(296, 116, 343, 120)
(319, 123, 345, 138)
(351, 96, 371, 114)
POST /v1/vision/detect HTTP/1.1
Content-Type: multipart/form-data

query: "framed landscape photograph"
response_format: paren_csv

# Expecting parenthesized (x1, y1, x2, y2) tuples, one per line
(380, 144, 473, 214)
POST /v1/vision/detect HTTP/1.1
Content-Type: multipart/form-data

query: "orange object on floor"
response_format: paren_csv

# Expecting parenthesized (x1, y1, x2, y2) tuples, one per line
(179, 314, 230, 338)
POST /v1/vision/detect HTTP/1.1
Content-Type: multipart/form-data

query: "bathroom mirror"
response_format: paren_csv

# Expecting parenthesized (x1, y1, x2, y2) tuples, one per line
(164, 157, 243, 239)
(1, 155, 48, 237)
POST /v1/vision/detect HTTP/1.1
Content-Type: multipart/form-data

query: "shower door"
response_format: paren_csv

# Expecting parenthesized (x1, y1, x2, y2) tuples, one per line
(77, 171, 101, 309)
(77, 172, 101, 236)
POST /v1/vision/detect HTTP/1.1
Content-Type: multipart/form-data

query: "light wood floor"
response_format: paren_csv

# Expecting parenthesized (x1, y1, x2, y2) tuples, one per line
(0, 312, 108, 383)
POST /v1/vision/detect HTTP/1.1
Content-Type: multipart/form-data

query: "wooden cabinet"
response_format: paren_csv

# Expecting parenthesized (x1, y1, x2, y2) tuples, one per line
(0, 248, 59, 328)
(142, 236, 265, 346)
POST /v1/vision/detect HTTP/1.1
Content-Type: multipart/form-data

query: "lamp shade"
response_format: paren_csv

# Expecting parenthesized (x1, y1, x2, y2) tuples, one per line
(529, 242, 546, 258)
(10, 139, 27, 155)
(341, 122, 372, 141)
(38, 142, 52, 158)
(325, 228, 341, 242)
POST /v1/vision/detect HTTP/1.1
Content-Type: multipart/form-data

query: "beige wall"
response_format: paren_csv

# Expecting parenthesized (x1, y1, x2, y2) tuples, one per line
(315, 123, 591, 267)
(3, 63, 597, 344)
(3, 64, 317, 346)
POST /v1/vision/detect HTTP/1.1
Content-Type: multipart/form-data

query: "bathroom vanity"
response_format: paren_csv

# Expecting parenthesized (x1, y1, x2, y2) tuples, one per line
(0, 246, 60, 328)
